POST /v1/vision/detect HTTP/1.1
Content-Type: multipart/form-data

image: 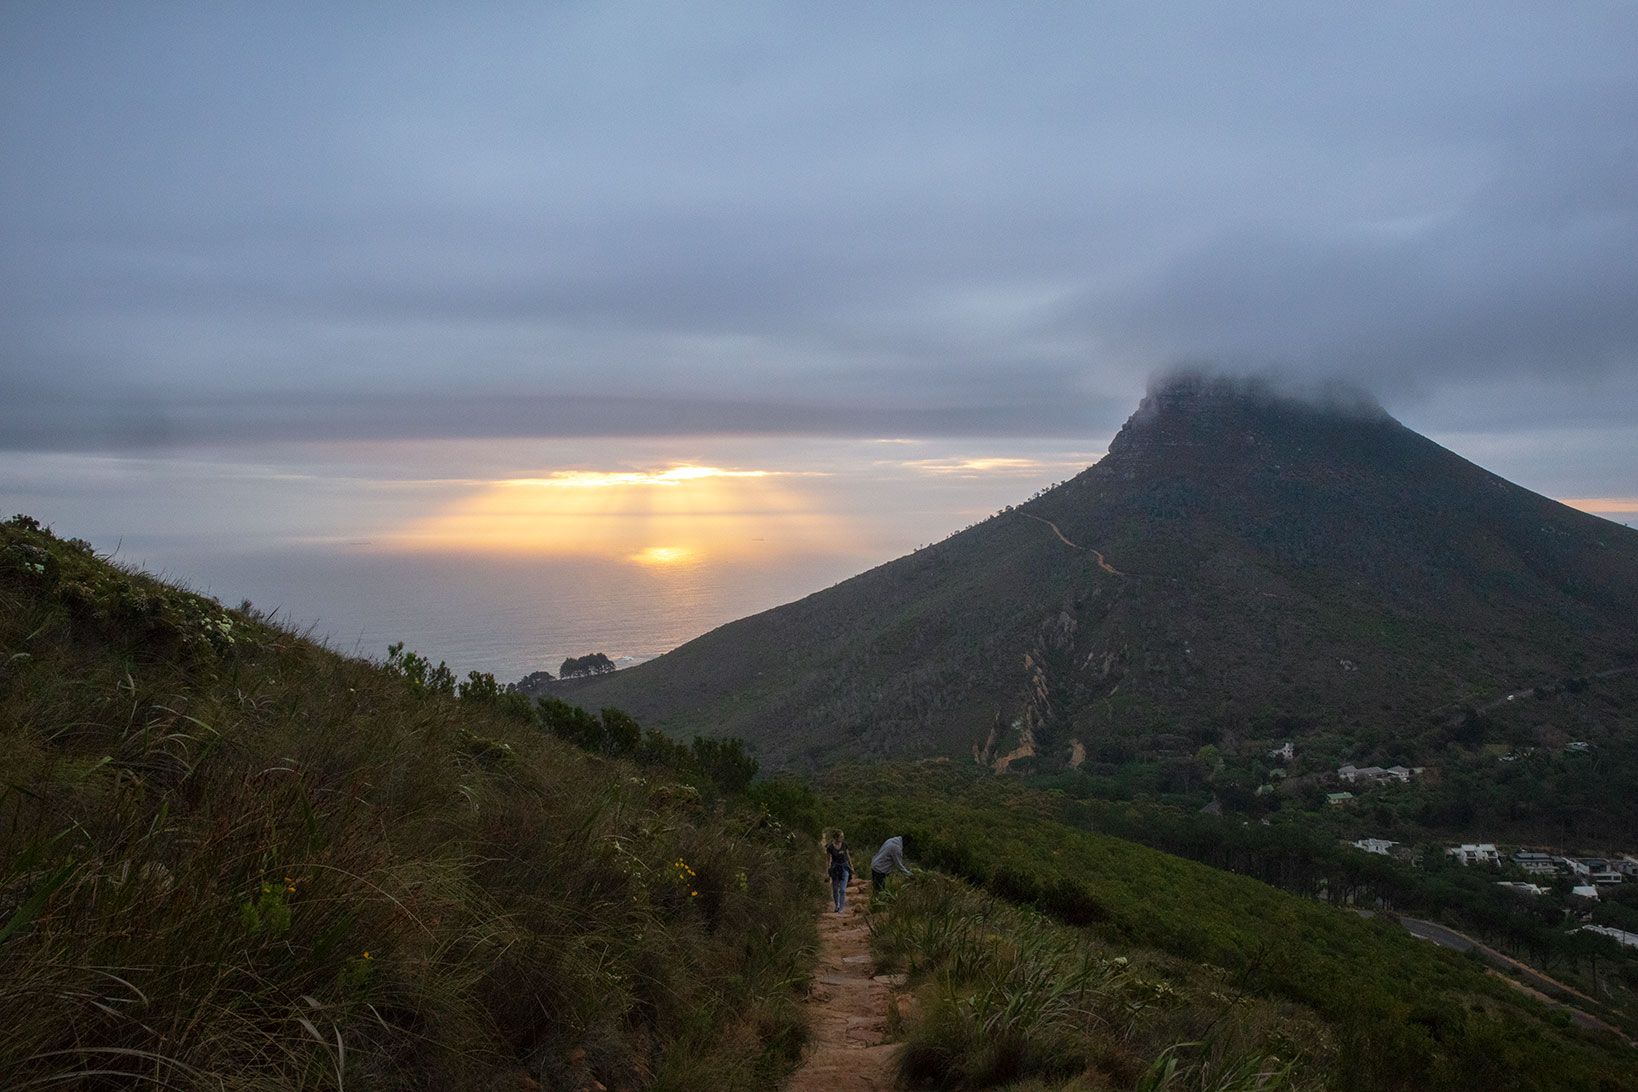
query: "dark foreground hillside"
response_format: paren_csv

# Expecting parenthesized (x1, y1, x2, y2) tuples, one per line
(562, 374, 1638, 820)
(0, 517, 814, 1089)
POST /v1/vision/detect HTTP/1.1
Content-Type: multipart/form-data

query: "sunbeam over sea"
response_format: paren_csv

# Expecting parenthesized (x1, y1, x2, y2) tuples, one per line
(147, 546, 865, 683)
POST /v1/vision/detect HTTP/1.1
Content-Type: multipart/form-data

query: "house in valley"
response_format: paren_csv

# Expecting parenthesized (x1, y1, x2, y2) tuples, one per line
(1512, 851, 1558, 876)
(1337, 764, 1421, 785)
(1580, 859, 1624, 884)
(1496, 881, 1548, 896)
(1446, 843, 1501, 866)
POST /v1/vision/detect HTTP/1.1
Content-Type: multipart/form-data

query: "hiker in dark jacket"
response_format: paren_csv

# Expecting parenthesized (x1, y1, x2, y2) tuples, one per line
(824, 830, 853, 913)
(870, 835, 912, 892)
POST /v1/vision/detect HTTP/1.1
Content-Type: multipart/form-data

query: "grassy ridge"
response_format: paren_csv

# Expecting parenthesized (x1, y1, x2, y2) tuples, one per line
(831, 764, 1636, 1091)
(0, 518, 815, 1089)
(872, 873, 1326, 1090)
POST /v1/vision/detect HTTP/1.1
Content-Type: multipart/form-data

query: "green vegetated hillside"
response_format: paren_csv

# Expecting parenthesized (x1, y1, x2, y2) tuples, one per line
(1020, 772, 1638, 1029)
(830, 763, 1637, 1092)
(561, 376, 1638, 810)
(5, 515, 1633, 1092)
(1034, 665, 1638, 845)
(0, 517, 815, 1090)
(871, 873, 1330, 1091)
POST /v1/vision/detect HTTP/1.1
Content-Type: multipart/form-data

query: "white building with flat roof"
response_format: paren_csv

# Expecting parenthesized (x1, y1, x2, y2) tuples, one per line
(1446, 843, 1500, 866)
(1337, 764, 1422, 785)
(1512, 851, 1557, 875)
(1580, 859, 1624, 884)
(1497, 881, 1548, 896)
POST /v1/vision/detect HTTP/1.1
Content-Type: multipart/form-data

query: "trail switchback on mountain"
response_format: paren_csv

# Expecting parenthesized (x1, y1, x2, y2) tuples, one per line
(1018, 511, 1125, 575)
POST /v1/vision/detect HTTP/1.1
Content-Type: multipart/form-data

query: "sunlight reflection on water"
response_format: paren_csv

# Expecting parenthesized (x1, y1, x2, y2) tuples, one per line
(164, 547, 867, 682)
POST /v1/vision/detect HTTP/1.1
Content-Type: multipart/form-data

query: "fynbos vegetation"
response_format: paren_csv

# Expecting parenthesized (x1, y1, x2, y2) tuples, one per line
(872, 875, 1312, 1090)
(0, 517, 815, 1089)
(832, 764, 1637, 1091)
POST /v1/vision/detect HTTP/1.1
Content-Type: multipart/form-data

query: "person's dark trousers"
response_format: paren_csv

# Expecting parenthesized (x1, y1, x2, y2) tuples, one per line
(872, 869, 887, 892)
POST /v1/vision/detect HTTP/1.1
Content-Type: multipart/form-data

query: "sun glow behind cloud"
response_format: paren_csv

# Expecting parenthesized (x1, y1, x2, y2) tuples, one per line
(390, 464, 848, 561)
(898, 454, 1100, 476)
(904, 456, 1053, 474)
(498, 465, 774, 489)
(1561, 497, 1638, 514)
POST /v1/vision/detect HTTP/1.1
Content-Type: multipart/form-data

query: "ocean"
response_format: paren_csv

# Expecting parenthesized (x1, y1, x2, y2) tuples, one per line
(149, 546, 872, 683)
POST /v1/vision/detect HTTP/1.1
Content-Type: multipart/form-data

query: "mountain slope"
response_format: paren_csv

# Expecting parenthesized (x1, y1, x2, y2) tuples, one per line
(0, 516, 813, 1090)
(561, 375, 1638, 772)
(831, 763, 1638, 1091)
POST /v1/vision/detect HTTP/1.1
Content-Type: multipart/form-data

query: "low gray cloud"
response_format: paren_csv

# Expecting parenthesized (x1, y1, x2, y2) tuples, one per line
(2, 2, 1635, 477)
(0, 372, 1136, 452)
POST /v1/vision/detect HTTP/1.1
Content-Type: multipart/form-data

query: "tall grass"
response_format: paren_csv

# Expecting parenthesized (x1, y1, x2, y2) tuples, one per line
(872, 875, 1315, 1091)
(0, 517, 815, 1089)
(835, 763, 1638, 1091)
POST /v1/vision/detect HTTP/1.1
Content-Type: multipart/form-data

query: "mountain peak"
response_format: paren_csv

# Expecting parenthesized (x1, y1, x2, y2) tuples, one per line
(562, 381, 1638, 777)
(1108, 371, 1391, 455)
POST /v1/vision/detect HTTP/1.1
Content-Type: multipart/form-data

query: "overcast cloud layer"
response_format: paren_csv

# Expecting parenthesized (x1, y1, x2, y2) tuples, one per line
(2, 4, 1636, 488)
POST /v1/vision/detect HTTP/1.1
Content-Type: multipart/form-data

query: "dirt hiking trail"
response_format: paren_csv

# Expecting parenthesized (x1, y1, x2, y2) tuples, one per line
(785, 875, 907, 1091)
(1017, 511, 1125, 575)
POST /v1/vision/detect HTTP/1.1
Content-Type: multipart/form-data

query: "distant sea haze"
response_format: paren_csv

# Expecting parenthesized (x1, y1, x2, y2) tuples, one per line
(151, 547, 866, 684)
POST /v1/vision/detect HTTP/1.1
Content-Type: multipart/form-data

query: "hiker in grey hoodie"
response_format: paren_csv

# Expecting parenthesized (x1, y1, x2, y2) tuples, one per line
(869, 835, 912, 892)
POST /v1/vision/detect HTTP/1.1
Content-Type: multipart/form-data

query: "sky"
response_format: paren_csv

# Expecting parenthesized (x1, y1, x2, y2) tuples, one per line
(3, 4, 1636, 673)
